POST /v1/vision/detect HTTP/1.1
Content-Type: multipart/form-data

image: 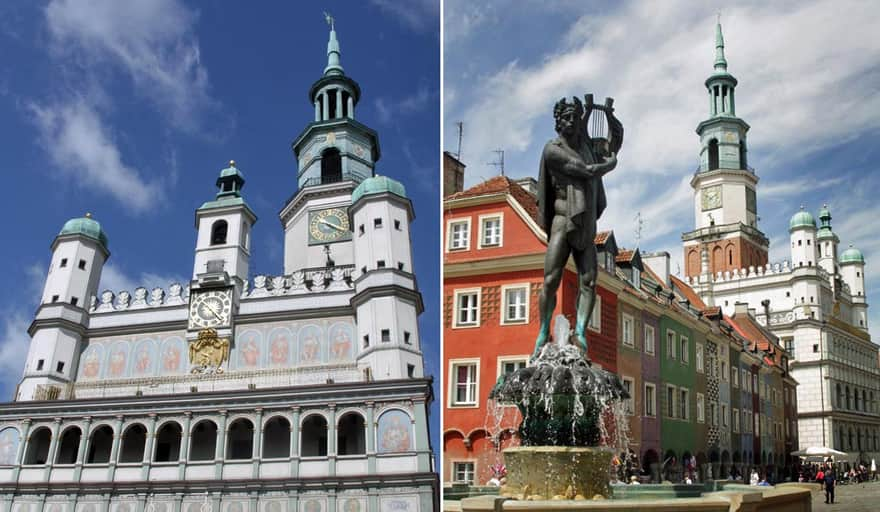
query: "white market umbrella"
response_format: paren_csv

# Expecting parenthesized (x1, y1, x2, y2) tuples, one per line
(790, 446, 847, 458)
(872, 459, 876, 472)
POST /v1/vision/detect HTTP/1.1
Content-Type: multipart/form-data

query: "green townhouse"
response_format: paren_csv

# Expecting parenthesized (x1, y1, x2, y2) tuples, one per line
(659, 309, 697, 480)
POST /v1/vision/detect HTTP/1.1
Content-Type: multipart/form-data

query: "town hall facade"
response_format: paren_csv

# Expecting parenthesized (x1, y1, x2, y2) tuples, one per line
(0, 23, 436, 512)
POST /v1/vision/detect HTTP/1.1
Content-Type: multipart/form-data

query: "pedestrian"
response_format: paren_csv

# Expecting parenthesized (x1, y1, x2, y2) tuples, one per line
(824, 466, 836, 504)
(750, 468, 760, 486)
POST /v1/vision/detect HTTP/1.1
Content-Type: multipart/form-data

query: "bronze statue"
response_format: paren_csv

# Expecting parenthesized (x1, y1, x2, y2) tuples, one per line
(533, 95, 623, 359)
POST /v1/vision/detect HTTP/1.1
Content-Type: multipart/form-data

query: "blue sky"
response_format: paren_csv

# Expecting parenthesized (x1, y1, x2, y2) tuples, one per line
(445, 0, 880, 330)
(0, 0, 440, 448)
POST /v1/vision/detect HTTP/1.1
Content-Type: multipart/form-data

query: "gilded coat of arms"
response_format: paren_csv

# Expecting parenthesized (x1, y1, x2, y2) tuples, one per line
(189, 328, 230, 374)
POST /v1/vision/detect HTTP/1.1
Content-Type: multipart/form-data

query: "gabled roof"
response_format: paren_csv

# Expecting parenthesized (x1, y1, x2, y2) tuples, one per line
(615, 248, 644, 271)
(446, 176, 539, 222)
(670, 274, 708, 310)
(724, 311, 784, 366)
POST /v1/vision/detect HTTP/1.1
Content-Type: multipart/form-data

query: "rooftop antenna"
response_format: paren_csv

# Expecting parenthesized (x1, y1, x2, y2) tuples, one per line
(455, 121, 464, 160)
(487, 149, 505, 176)
(634, 211, 644, 246)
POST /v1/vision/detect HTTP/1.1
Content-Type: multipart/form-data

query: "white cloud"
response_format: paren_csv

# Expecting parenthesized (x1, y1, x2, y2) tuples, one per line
(44, 0, 215, 132)
(28, 100, 160, 212)
(0, 312, 30, 398)
(98, 263, 186, 295)
(374, 85, 438, 124)
(370, 0, 439, 34)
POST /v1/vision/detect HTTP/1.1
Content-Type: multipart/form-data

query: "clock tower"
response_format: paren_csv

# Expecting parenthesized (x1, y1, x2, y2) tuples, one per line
(682, 19, 769, 279)
(279, 19, 379, 272)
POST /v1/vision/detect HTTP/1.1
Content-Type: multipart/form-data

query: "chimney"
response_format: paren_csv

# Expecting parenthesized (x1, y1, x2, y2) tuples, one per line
(734, 302, 750, 317)
(642, 251, 671, 287)
(443, 151, 466, 196)
(761, 299, 771, 322)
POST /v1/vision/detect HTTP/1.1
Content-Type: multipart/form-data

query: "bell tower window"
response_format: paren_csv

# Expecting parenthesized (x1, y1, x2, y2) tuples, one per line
(708, 139, 719, 170)
(739, 141, 747, 169)
(321, 148, 342, 183)
(328, 90, 338, 120)
(210, 220, 228, 246)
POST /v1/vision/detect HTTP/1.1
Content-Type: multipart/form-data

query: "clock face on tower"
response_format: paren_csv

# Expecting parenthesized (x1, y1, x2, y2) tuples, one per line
(701, 185, 722, 211)
(308, 208, 352, 245)
(188, 288, 233, 330)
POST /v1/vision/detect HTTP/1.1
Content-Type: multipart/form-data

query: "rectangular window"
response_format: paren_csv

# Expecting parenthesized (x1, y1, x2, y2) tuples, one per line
(680, 336, 689, 364)
(742, 369, 749, 392)
(644, 325, 655, 355)
(732, 369, 739, 388)
(752, 374, 758, 393)
(60, 258, 68, 268)
(679, 389, 689, 420)
(666, 330, 676, 360)
(502, 285, 528, 324)
(56, 361, 65, 373)
(51, 295, 59, 302)
(733, 408, 740, 433)
(36, 359, 44, 371)
(754, 413, 760, 437)
(454, 289, 481, 327)
(666, 385, 676, 418)
(644, 383, 656, 417)
(588, 295, 602, 332)
(70, 297, 79, 307)
(381, 329, 391, 342)
(363, 335, 369, 348)
(394, 219, 401, 230)
(404, 331, 411, 344)
(407, 364, 415, 378)
(447, 219, 471, 251)
(696, 393, 705, 423)
(622, 377, 634, 415)
(499, 358, 528, 378)
(784, 338, 795, 358)
(710, 402, 718, 427)
(374, 218, 383, 228)
(453, 462, 475, 484)
(377, 260, 386, 268)
(359, 224, 365, 235)
(722, 404, 728, 427)
(622, 314, 634, 347)
(696, 343, 704, 373)
(721, 361, 727, 381)
(78, 259, 86, 270)
(449, 361, 479, 406)
(479, 215, 502, 248)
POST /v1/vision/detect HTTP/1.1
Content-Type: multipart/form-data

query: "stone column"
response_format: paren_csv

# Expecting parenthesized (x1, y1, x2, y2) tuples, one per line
(368, 488, 379, 512)
(252, 407, 264, 478)
(290, 406, 300, 477)
(322, 91, 329, 120)
(328, 404, 337, 476)
(347, 96, 354, 119)
(107, 415, 124, 481)
(215, 410, 228, 479)
(179, 411, 192, 480)
(413, 399, 431, 471)
(11, 419, 31, 482)
(366, 402, 376, 474)
(73, 416, 92, 481)
(335, 89, 342, 118)
(43, 417, 62, 480)
(314, 99, 321, 122)
(141, 414, 158, 480)
(327, 489, 336, 512)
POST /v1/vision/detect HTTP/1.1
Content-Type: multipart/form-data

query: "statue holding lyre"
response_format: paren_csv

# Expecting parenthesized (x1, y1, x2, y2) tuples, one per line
(533, 94, 624, 359)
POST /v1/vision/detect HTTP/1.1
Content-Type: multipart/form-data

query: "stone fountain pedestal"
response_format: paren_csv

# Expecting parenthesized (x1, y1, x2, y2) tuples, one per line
(502, 446, 614, 500)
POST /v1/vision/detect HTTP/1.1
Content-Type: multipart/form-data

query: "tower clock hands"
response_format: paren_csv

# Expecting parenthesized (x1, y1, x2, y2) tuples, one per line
(202, 301, 224, 322)
(318, 219, 345, 231)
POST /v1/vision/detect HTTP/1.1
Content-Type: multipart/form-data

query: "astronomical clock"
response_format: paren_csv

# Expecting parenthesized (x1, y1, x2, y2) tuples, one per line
(701, 185, 722, 211)
(308, 207, 352, 245)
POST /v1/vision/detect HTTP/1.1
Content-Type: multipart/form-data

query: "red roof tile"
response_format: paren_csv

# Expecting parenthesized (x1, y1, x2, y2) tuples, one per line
(595, 231, 611, 245)
(446, 176, 539, 222)
(615, 249, 634, 263)
(670, 275, 708, 310)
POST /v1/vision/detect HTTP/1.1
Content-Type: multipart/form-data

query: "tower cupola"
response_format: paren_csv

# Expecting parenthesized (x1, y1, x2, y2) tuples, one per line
(216, 160, 245, 199)
(816, 204, 840, 277)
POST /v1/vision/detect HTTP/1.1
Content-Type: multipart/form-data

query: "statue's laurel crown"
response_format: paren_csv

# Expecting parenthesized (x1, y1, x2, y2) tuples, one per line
(553, 96, 584, 121)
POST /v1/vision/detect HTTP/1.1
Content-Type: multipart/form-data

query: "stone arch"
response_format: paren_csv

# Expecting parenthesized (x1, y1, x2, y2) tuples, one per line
(226, 418, 254, 460)
(337, 412, 366, 456)
(87, 425, 114, 463)
(55, 426, 81, 464)
(154, 421, 182, 462)
(262, 416, 290, 459)
(24, 426, 52, 465)
(712, 246, 723, 275)
(189, 419, 217, 461)
(687, 249, 699, 277)
(210, 219, 228, 246)
(119, 423, 147, 463)
(300, 414, 328, 457)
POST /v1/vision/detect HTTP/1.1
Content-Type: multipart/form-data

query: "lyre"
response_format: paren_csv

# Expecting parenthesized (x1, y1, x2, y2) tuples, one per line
(583, 94, 624, 158)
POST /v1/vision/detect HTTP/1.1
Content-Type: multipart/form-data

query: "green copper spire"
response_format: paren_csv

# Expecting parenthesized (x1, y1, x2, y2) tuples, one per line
(323, 12, 344, 77)
(714, 15, 728, 72)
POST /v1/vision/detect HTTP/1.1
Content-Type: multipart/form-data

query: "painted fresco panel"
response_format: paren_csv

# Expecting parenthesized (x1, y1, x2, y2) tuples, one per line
(379, 496, 419, 512)
(0, 427, 20, 465)
(338, 497, 366, 512)
(377, 409, 413, 453)
(301, 497, 326, 512)
(77, 333, 186, 381)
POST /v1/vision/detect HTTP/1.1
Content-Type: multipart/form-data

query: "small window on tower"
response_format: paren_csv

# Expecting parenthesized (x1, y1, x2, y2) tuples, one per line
(404, 331, 411, 344)
(394, 219, 401, 230)
(807, 240, 811, 245)
(361, 266, 367, 275)
(798, 240, 802, 246)
(70, 297, 79, 307)
(397, 262, 404, 271)
(51, 295, 59, 303)
(363, 335, 369, 348)
(36, 359, 44, 371)
(359, 224, 365, 236)
(381, 329, 391, 342)
(211, 220, 228, 245)
(56, 362, 65, 373)
(374, 218, 383, 228)
(407, 364, 415, 378)
(60, 258, 68, 268)
(786, 291, 790, 297)
(377, 260, 386, 268)
(78, 260, 86, 270)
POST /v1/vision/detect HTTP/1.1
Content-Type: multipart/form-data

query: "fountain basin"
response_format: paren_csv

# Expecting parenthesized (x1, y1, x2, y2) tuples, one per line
(502, 446, 614, 499)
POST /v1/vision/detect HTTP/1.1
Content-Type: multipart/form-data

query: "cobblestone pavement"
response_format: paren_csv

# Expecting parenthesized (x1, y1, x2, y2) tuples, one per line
(811, 480, 880, 511)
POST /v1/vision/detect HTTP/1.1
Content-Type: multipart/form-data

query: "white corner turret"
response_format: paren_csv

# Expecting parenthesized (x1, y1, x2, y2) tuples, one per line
(788, 206, 817, 269)
(840, 244, 868, 330)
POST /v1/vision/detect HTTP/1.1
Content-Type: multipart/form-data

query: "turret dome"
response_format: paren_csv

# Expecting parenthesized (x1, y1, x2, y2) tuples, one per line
(59, 213, 108, 249)
(840, 245, 865, 264)
(351, 175, 407, 204)
(789, 208, 816, 231)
